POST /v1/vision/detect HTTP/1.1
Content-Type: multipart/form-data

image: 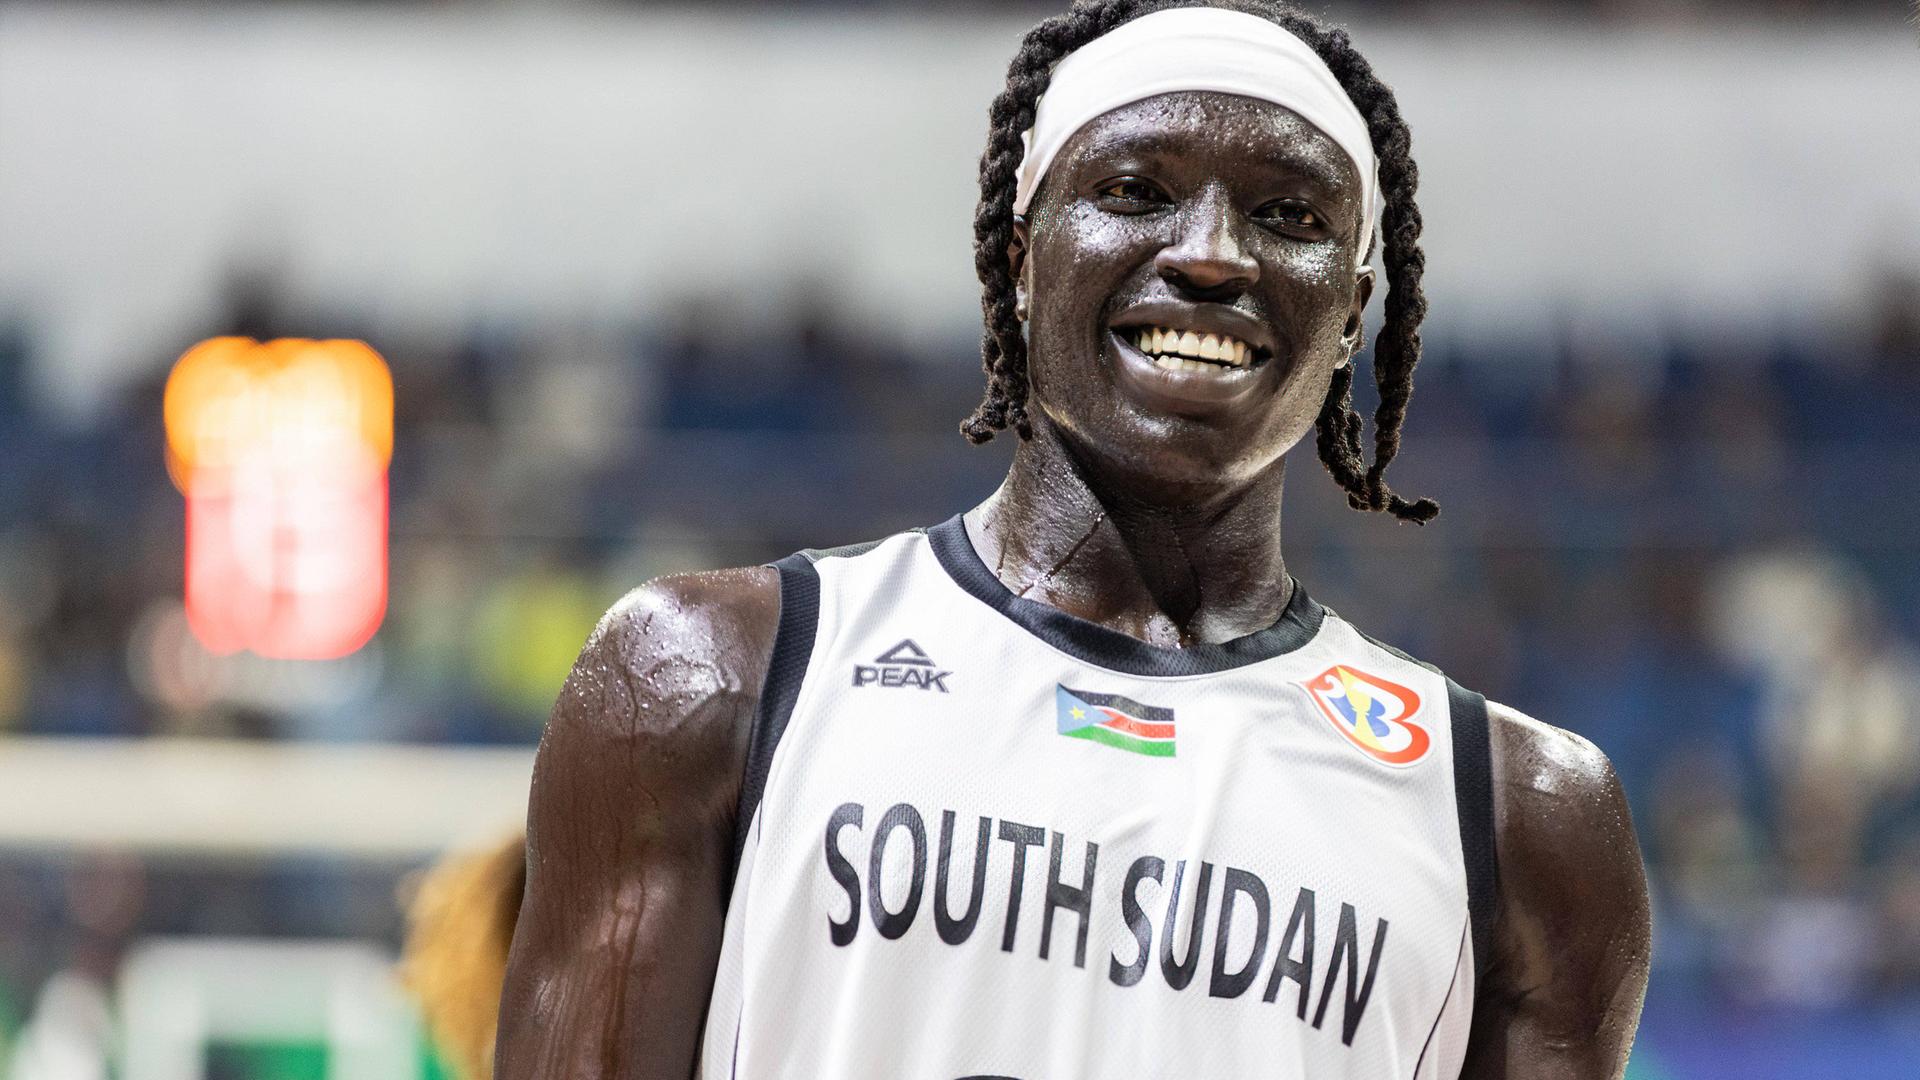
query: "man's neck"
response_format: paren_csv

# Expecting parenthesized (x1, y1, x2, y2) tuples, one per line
(963, 422, 1293, 648)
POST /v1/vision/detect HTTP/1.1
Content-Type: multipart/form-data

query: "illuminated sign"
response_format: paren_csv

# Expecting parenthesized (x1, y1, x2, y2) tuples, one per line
(164, 337, 392, 659)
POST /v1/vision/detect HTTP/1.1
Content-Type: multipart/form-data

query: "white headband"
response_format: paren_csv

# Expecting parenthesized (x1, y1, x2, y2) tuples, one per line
(1012, 7, 1379, 268)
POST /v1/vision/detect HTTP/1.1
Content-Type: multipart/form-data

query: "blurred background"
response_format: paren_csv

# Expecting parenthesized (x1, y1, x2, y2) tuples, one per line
(1, 1, 1918, 1078)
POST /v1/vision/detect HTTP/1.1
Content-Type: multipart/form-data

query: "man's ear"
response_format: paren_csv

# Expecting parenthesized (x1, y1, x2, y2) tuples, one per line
(1008, 218, 1031, 322)
(1343, 265, 1376, 345)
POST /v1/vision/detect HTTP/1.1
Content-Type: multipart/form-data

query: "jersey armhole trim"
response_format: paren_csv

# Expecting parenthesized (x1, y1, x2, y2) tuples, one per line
(1447, 678, 1499, 983)
(1411, 920, 1470, 1079)
(731, 551, 823, 869)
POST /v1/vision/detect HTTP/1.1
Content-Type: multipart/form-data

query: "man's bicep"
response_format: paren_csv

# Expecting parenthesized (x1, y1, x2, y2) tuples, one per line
(496, 570, 779, 1080)
(1461, 705, 1652, 1080)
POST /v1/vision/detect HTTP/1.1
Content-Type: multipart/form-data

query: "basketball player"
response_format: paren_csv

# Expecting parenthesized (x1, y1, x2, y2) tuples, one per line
(495, 2, 1652, 1077)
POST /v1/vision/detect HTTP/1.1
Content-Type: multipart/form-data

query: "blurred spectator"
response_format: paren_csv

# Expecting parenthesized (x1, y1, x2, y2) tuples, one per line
(1873, 826, 1920, 995)
(1710, 553, 1920, 841)
(1870, 267, 1920, 364)
(1647, 743, 1766, 992)
(6, 855, 144, 1080)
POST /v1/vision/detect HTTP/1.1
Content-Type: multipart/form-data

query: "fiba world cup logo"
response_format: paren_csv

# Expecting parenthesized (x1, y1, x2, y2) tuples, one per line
(1300, 665, 1431, 767)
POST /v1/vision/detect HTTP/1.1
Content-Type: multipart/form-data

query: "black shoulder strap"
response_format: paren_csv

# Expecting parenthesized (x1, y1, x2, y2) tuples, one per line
(1447, 679, 1499, 981)
(731, 552, 822, 867)
(800, 537, 889, 561)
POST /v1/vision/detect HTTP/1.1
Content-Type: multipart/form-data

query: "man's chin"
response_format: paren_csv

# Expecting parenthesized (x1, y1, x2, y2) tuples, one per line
(1061, 419, 1287, 502)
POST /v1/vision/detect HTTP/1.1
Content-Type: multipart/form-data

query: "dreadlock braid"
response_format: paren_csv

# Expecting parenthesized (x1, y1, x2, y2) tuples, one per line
(963, 1, 1135, 443)
(962, 0, 1439, 524)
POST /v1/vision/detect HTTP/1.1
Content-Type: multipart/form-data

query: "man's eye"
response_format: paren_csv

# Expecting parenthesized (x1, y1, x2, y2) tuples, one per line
(1258, 201, 1323, 229)
(1096, 178, 1168, 204)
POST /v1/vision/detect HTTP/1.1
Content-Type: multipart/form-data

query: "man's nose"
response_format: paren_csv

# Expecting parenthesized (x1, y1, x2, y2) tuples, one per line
(1154, 187, 1259, 299)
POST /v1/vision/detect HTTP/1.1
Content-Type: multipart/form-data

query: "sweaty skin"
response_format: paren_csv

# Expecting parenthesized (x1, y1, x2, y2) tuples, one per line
(495, 93, 1651, 1079)
(495, 569, 779, 1080)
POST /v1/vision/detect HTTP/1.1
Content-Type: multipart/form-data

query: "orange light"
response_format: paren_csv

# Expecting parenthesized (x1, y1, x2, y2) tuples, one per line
(164, 338, 393, 660)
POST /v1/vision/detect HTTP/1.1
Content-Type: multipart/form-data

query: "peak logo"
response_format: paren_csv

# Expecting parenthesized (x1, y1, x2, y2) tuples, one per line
(852, 639, 951, 693)
(1300, 665, 1430, 767)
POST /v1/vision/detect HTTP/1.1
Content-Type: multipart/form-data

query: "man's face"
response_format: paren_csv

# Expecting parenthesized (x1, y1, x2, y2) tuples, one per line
(1016, 91, 1373, 492)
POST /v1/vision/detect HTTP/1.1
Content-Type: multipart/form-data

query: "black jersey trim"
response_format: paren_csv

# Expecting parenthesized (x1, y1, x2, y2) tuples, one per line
(1412, 921, 1469, 1079)
(1344, 620, 1443, 677)
(731, 551, 822, 866)
(800, 537, 891, 562)
(923, 514, 1323, 677)
(1448, 678, 1499, 982)
(1413, 914, 1466, 1076)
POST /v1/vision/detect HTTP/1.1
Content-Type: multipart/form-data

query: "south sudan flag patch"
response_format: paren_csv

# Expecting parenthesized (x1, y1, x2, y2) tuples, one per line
(1056, 685, 1176, 758)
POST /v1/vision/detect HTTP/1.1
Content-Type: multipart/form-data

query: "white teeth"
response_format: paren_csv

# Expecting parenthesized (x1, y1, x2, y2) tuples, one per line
(1128, 324, 1257, 370)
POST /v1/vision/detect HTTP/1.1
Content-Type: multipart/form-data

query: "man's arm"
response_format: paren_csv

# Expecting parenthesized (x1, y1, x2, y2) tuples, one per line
(1461, 703, 1653, 1080)
(494, 567, 781, 1080)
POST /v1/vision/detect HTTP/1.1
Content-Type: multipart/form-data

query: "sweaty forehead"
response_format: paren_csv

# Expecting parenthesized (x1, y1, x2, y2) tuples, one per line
(1047, 91, 1361, 204)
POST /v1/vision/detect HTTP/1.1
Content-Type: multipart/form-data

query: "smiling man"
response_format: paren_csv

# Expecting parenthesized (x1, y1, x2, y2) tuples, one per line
(494, 3, 1651, 1078)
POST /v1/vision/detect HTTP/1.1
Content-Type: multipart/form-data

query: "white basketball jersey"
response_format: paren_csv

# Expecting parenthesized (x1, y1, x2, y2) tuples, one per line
(699, 518, 1497, 1080)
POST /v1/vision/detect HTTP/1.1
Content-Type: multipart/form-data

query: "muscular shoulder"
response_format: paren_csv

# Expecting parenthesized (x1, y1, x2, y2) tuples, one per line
(529, 566, 783, 852)
(579, 567, 784, 710)
(1471, 701, 1651, 1067)
(1486, 701, 1630, 854)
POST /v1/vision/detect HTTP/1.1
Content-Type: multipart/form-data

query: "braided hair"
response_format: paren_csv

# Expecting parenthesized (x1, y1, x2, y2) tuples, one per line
(962, 0, 1438, 524)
